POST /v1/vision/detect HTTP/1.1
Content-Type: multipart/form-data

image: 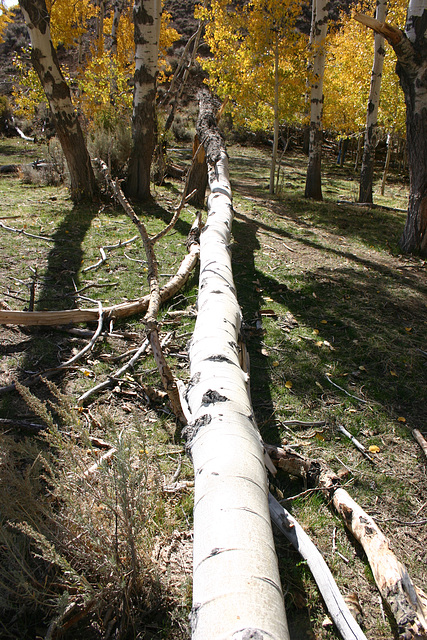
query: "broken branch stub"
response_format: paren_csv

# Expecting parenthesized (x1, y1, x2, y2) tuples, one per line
(183, 91, 289, 640)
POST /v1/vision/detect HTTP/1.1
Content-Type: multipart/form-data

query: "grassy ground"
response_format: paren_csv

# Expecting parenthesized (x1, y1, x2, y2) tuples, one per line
(0, 135, 426, 640)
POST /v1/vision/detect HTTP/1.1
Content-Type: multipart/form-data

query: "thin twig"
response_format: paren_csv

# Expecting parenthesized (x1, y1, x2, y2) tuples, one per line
(84, 447, 117, 477)
(76, 337, 150, 406)
(0, 220, 54, 242)
(82, 236, 138, 273)
(337, 424, 376, 464)
(325, 374, 367, 403)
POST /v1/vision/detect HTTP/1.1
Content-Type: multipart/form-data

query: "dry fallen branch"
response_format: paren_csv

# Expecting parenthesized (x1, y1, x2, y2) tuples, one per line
(412, 429, 427, 460)
(96, 159, 186, 424)
(337, 425, 376, 465)
(266, 443, 427, 640)
(82, 235, 139, 272)
(0, 304, 104, 395)
(269, 493, 367, 640)
(325, 374, 367, 404)
(0, 219, 55, 243)
(77, 336, 150, 406)
(0, 220, 200, 328)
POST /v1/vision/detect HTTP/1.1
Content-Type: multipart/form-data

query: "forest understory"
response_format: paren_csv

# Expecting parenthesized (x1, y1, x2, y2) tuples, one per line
(0, 135, 426, 640)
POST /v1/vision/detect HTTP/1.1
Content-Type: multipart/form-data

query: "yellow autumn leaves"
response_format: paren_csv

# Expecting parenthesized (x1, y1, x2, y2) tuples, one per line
(197, 0, 408, 138)
(9, 0, 180, 125)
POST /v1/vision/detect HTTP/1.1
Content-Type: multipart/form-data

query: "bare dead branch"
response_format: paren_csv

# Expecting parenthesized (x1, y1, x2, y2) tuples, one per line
(354, 13, 403, 45)
(0, 220, 54, 243)
(269, 493, 367, 640)
(0, 304, 104, 395)
(77, 337, 150, 406)
(266, 443, 427, 640)
(412, 429, 427, 459)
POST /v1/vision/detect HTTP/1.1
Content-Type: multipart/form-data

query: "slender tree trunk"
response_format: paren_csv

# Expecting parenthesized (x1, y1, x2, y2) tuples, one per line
(359, 0, 388, 203)
(356, 2, 427, 255)
(125, 0, 161, 201)
(19, 0, 97, 202)
(269, 30, 280, 195)
(182, 90, 289, 640)
(110, 0, 124, 55)
(381, 131, 392, 195)
(305, 0, 328, 200)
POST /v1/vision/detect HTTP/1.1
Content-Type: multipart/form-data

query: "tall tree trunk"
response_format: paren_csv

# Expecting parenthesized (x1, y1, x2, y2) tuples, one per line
(356, 2, 427, 255)
(305, 0, 328, 200)
(110, 0, 125, 55)
(182, 90, 289, 640)
(19, 0, 97, 203)
(358, 0, 387, 203)
(125, 0, 161, 201)
(269, 30, 280, 195)
(381, 130, 392, 195)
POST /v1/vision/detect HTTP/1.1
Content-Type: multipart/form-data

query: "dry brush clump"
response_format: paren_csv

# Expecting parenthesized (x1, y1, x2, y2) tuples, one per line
(0, 380, 170, 639)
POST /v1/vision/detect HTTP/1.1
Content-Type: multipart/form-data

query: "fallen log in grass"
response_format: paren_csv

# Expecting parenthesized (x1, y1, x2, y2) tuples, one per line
(181, 89, 289, 640)
(266, 443, 427, 640)
(268, 493, 367, 640)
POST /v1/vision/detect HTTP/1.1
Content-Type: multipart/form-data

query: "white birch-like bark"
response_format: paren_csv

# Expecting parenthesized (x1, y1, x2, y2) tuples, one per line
(269, 30, 280, 195)
(359, 0, 388, 203)
(183, 93, 289, 640)
(126, 0, 161, 200)
(305, 0, 328, 200)
(19, 0, 97, 201)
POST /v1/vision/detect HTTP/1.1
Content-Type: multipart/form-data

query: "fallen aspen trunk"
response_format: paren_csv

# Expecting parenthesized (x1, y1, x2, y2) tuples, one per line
(266, 443, 427, 640)
(268, 493, 367, 640)
(182, 90, 289, 640)
(0, 243, 199, 326)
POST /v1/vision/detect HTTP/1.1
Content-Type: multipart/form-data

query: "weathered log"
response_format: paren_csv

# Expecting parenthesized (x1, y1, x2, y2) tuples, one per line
(269, 493, 367, 640)
(182, 89, 289, 640)
(0, 238, 199, 326)
(267, 443, 427, 640)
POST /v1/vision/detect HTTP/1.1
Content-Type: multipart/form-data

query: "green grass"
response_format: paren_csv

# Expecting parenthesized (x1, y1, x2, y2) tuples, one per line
(1, 136, 426, 640)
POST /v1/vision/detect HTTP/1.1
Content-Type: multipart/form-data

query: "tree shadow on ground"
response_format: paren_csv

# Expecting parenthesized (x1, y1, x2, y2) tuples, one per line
(231, 217, 282, 443)
(232, 210, 426, 427)
(1, 204, 99, 415)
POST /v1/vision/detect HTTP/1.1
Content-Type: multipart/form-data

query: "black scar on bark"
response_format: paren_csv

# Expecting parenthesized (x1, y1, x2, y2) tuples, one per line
(201, 389, 228, 405)
(206, 355, 237, 366)
(182, 414, 212, 451)
(232, 630, 266, 640)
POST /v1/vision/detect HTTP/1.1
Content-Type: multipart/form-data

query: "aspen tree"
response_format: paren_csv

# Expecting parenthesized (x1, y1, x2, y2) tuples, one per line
(305, 0, 329, 200)
(19, 0, 98, 202)
(359, 0, 388, 203)
(183, 90, 290, 640)
(356, 0, 427, 254)
(125, 0, 161, 201)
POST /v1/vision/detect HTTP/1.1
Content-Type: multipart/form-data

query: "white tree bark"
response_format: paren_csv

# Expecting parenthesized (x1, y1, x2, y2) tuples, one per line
(359, 0, 388, 203)
(19, 0, 97, 201)
(269, 30, 280, 195)
(126, 0, 161, 200)
(305, 0, 328, 200)
(182, 91, 289, 640)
